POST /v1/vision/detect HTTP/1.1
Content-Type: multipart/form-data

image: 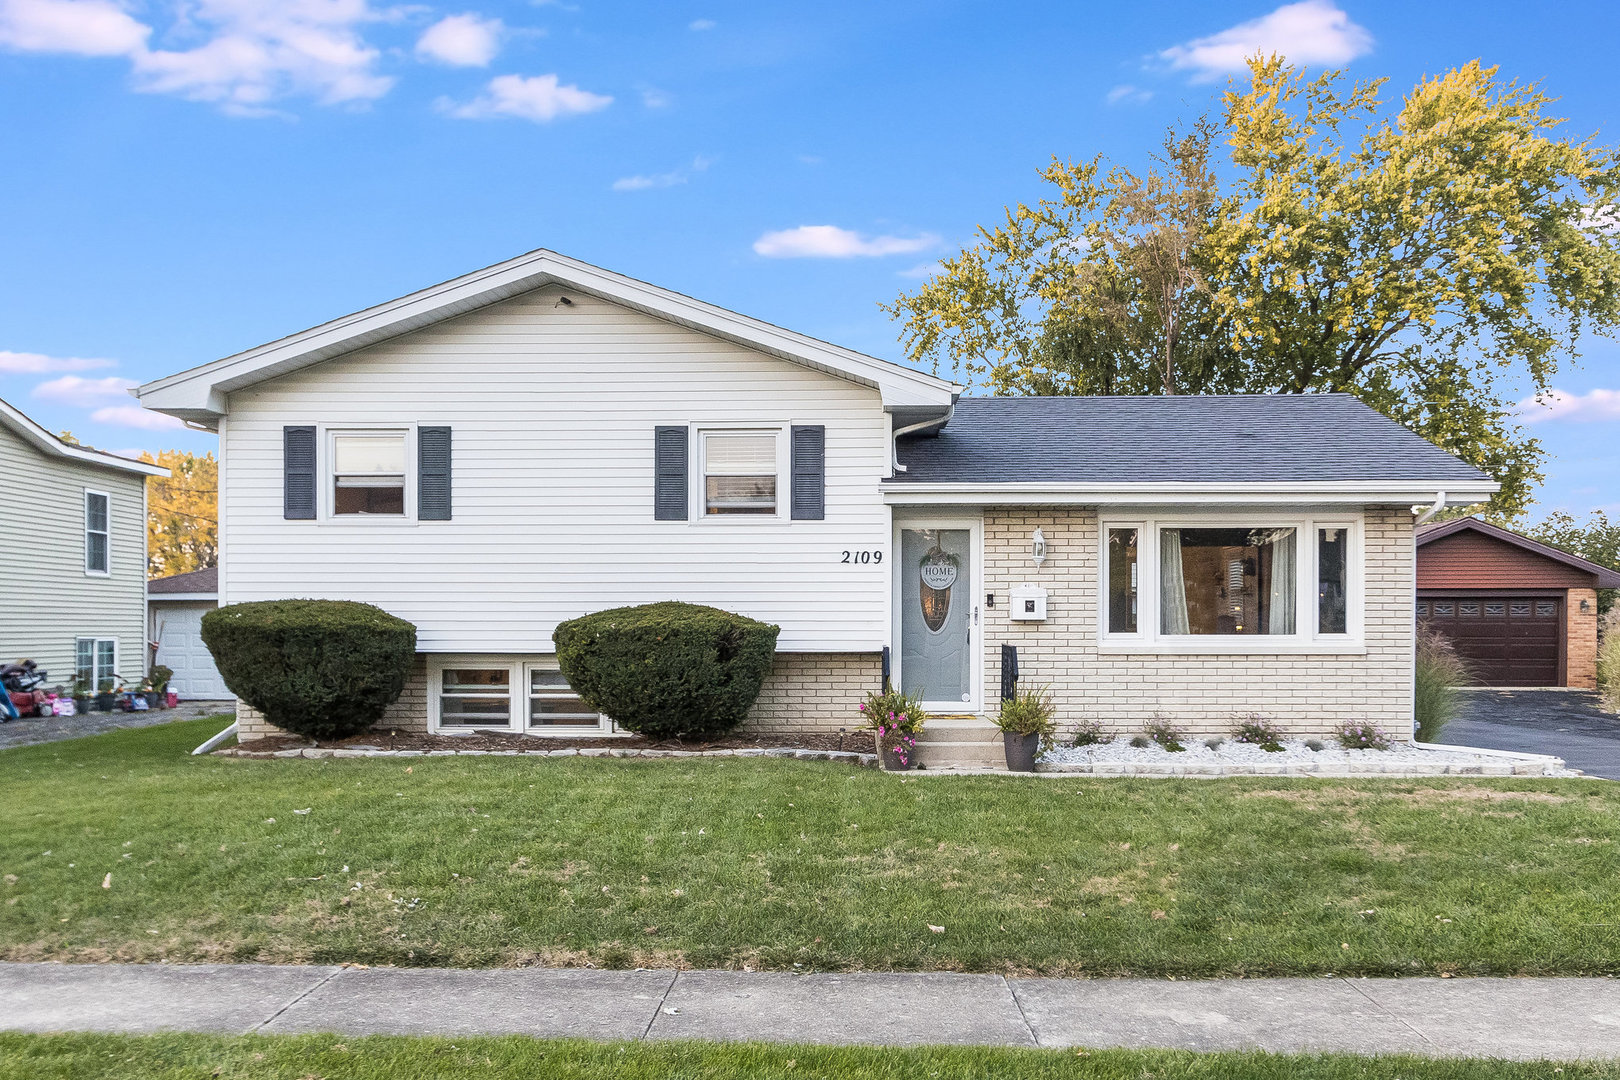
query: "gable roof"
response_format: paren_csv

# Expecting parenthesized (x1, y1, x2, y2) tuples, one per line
(1417, 516, 1620, 588)
(888, 395, 1496, 501)
(135, 249, 960, 426)
(0, 397, 169, 478)
(148, 566, 218, 596)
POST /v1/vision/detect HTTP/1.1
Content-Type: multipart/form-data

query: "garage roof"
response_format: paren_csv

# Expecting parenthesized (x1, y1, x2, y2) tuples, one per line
(148, 567, 219, 597)
(1418, 517, 1620, 588)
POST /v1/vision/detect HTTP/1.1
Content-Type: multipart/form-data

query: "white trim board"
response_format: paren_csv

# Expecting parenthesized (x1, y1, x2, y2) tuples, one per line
(136, 249, 961, 424)
(0, 397, 169, 477)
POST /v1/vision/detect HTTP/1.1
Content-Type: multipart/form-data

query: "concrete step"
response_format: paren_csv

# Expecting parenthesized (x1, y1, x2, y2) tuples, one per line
(915, 739, 1007, 770)
(920, 719, 1001, 744)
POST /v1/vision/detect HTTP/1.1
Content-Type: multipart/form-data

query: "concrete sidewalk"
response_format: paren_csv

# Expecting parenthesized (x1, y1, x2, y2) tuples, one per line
(5, 963, 1620, 1059)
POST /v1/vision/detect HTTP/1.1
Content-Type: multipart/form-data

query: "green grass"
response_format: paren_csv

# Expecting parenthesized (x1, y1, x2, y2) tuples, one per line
(0, 1034, 1611, 1080)
(1, 717, 1617, 975)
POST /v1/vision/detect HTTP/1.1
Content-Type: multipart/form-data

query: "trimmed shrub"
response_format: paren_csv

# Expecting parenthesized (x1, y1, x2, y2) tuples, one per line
(995, 684, 1056, 738)
(201, 600, 416, 742)
(553, 601, 780, 739)
(1415, 624, 1471, 741)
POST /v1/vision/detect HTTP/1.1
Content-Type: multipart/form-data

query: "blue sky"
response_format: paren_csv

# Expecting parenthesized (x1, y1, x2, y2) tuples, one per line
(0, 0, 1616, 517)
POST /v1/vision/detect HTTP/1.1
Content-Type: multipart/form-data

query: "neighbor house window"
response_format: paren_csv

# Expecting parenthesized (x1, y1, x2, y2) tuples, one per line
(702, 431, 778, 515)
(76, 638, 117, 691)
(84, 491, 109, 574)
(331, 431, 406, 516)
(1102, 517, 1359, 649)
(438, 668, 512, 728)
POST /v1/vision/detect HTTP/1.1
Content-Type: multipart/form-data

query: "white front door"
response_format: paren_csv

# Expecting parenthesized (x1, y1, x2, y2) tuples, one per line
(895, 521, 980, 712)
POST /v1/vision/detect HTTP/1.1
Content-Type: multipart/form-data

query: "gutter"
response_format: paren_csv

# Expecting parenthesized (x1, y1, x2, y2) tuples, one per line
(891, 404, 954, 475)
(192, 721, 238, 756)
(1412, 490, 1447, 526)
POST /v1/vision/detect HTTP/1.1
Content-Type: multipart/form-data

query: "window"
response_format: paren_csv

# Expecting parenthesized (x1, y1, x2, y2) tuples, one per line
(331, 431, 406, 516)
(75, 638, 117, 691)
(431, 658, 614, 734)
(84, 491, 109, 574)
(438, 668, 512, 728)
(527, 665, 602, 727)
(1460, 601, 1481, 617)
(1101, 516, 1359, 650)
(1485, 602, 1505, 616)
(702, 431, 778, 515)
(1107, 528, 1139, 633)
(1536, 601, 1557, 618)
(1509, 601, 1530, 617)
(1161, 527, 1295, 635)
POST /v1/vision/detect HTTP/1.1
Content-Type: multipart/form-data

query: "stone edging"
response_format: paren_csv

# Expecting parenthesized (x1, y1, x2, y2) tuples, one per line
(1033, 760, 1569, 778)
(216, 745, 879, 766)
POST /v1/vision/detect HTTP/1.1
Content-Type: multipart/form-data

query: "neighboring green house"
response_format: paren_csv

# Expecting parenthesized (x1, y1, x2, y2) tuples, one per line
(0, 397, 168, 696)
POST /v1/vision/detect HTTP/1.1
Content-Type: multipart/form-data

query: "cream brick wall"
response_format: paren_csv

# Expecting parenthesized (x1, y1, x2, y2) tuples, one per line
(982, 506, 1415, 739)
(237, 651, 879, 739)
(1566, 588, 1599, 690)
(743, 651, 883, 735)
(236, 655, 429, 740)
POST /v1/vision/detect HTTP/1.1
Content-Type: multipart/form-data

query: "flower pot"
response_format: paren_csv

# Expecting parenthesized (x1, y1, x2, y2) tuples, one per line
(95, 693, 116, 712)
(875, 732, 915, 771)
(1003, 731, 1040, 772)
(73, 696, 90, 716)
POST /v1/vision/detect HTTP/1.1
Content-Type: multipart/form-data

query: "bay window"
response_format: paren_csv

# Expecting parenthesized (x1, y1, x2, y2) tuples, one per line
(1101, 516, 1359, 650)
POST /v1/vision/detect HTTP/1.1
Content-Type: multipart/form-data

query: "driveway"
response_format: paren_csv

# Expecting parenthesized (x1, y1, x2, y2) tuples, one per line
(1437, 689, 1620, 780)
(0, 700, 233, 751)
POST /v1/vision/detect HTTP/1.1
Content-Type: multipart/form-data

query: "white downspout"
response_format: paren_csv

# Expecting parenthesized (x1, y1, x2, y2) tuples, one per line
(891, 404, 954, 475)
(1408, 491, 1446, 740)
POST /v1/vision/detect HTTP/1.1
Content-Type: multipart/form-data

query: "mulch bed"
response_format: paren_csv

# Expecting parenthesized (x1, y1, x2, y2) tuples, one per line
(233, 728, 873, 755)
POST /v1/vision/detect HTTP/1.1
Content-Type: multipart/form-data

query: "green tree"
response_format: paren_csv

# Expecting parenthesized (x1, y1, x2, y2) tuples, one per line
(140, 448, 218, 577)
(888, 57, 1620, 519)
(1521, 510, 1620, 615)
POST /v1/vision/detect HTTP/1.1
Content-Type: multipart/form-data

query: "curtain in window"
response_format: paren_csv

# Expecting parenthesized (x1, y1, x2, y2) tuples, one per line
(1267, 530, 1296, 635)
(1160, 528, 1190, 635)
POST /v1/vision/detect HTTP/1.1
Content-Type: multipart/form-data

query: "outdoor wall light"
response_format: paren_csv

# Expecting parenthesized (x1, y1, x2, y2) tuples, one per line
(1581, 597, 1592, 612)
(1032, 528, 1047, 567)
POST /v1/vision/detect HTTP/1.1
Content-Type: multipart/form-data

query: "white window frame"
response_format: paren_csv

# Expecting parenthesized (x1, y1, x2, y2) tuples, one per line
(322, 426, 415, 525)
(1098, 513, 1364, 654)
(75, 637, 118, 690)
(691, 422, 789, 523)
(84, 489, 110, 576)
(428, 656, 620, 736)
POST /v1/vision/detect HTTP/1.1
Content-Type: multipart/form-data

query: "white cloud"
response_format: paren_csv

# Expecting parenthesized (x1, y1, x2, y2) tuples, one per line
(416, 12, 502, 67)
(1105, 84, 1153, 106)
(1517, 388, 1620, 424)
(0, 0, 397, 113)
(753, 225, 939, 259)
(612, 155, 710, 192)
(1159, 0, 1373, 82)
(32, 374, 136, 402)
(640, 86, 670, 108)
(441, 72, 612, 122)
(0, 349, 117, 375)
(90, 404, 185, 431)
(898, 262, 944, 280)
(0, 0, 148, 56)
(688, 18, 715, 30)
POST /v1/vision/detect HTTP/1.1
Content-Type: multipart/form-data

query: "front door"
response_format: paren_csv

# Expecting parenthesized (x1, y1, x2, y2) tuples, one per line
(897, 524, 978, 711)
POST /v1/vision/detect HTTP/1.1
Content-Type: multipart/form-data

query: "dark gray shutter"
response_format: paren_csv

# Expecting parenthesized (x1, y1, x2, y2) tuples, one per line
(790, 424, 825, 520)
(418, 426, 452, 521)
(654, 426, 688, 521)
(283, 426, 316, 520)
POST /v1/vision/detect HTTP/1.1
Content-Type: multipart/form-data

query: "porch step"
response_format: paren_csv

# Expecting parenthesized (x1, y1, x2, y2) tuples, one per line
(914, 717, 1006, 770)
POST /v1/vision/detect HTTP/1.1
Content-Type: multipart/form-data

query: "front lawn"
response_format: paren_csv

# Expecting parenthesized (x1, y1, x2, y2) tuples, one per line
(0, 1034, 1603, 1080)
(1, 718, 1616, 975)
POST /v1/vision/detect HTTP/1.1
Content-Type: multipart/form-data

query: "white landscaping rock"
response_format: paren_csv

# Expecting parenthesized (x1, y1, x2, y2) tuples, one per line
(1038, 737, 1578, 778)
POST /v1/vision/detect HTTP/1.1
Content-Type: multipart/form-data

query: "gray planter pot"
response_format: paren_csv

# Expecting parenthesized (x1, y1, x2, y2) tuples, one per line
(1003, 731, 1039, 772)
(876, 734, 915, 771)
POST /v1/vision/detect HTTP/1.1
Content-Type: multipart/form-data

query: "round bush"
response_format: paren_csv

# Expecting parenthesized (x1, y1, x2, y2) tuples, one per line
(553, 601, 780, 739)
(201, 600, 416, 741)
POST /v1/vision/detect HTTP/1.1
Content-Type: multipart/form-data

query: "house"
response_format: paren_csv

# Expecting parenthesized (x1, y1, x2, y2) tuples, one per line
(1417, 516, 1620, 689)
(134, 250, 1496, 749)
(0, 397, 168, 697)
(148, 567, 229, 700)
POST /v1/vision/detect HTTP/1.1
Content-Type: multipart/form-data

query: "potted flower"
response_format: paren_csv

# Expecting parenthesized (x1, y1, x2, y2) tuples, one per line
(71, 679, 91, 716)
(859, 687, 929, 771)
(95, 678, 117, 713)
(995, 685, 1055, 772)
(149, 665, 173, 709)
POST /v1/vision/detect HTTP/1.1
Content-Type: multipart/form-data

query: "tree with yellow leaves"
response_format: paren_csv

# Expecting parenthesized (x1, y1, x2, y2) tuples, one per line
(140, 449, 217, 578)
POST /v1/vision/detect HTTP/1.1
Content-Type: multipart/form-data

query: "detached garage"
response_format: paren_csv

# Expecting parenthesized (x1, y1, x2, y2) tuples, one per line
(1416, 517, 1620, 689)
(148, 568, 229, 701)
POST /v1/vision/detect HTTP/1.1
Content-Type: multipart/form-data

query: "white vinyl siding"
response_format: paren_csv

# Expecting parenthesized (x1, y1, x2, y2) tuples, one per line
(0, 423, 148, 683)
(220, 286, 892, 652)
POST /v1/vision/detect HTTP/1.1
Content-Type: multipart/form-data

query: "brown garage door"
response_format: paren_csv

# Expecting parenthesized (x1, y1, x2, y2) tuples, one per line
(1417, 596, 1562, 687)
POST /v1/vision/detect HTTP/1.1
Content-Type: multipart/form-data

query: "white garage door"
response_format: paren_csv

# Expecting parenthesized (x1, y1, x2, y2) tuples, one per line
(151, 601, 230, 700)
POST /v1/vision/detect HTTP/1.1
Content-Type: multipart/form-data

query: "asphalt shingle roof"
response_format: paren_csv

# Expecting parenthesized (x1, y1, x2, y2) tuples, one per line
(148, 567, 218, 595)
(889, 394, 1491, 485)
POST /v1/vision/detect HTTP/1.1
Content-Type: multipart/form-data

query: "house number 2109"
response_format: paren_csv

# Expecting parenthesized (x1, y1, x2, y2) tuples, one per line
(841, 550, 882, 564)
